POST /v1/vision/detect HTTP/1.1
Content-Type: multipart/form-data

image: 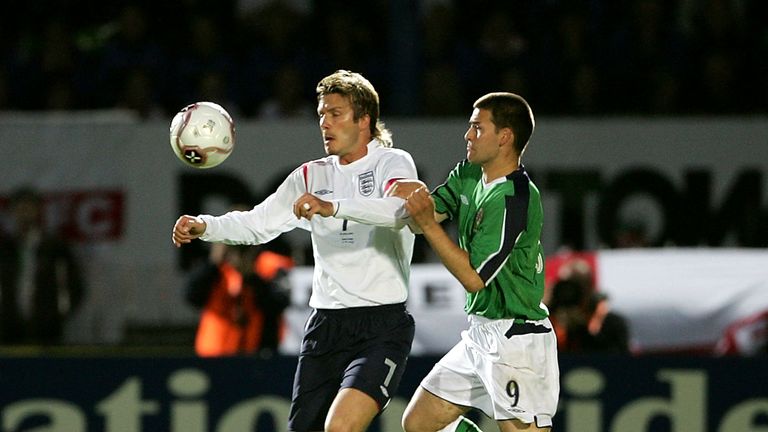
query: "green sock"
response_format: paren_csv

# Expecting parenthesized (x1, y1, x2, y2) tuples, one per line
(453, 416, 482, 432)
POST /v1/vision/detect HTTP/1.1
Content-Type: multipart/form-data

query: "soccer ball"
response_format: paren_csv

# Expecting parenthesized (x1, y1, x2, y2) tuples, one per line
(170, 102, 235, 169)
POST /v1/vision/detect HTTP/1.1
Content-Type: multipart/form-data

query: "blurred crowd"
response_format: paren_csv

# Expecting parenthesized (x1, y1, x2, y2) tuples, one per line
(0, 0, 765, 119)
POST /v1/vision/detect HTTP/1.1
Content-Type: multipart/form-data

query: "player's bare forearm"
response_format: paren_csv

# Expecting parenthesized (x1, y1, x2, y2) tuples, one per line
(420, 222, 485, 293)
(406, 187, 483, 292)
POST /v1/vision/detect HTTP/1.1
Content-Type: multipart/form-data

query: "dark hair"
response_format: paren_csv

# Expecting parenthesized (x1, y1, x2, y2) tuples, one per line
(473, 92, 534, 156)
(316, 70, 392, 147)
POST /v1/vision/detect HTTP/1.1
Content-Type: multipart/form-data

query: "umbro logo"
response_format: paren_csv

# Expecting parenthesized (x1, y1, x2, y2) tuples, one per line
(314, 189, 333, 195)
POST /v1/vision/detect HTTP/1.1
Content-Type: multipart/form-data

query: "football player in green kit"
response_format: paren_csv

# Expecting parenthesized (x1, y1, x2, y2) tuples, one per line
(393, 92, 559, 432)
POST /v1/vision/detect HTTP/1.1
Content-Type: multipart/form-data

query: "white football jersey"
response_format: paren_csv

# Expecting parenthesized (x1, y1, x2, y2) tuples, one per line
(199, 139, 417, 308)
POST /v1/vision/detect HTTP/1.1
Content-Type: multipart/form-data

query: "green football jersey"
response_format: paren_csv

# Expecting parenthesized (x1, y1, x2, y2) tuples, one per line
(432, 160, 548, 320)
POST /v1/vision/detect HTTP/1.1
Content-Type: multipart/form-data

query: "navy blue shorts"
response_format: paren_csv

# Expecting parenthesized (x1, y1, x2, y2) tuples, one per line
(287, 303, 415, 432)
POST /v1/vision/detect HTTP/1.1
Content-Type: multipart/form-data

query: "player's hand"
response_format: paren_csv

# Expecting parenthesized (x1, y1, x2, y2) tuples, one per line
(387, 179, 427, 199)
(294, 193, 334, 220)
(172, 215, 206, 247)
(404, 186, 437, 231)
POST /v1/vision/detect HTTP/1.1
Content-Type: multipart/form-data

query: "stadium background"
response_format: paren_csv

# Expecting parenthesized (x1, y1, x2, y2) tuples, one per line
(1, 1, 767, 431)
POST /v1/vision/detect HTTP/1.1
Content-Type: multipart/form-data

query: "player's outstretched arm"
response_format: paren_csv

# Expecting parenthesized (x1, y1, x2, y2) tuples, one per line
(406, 187, 484, 293)
(172, 215, 207, 247)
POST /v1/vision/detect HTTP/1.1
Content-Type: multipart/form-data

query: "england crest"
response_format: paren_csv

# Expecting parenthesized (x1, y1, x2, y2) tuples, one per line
(359, 171, 375, 196)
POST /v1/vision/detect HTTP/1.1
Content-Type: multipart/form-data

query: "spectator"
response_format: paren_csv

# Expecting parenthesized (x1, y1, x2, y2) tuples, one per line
(548, 273, 631, 354)
(257, 64, 315, 119)
(0, 69, 10, 110)
(172, 14, 238, 114)
(420, 2, 464, 116)
(116, 67, 165, 119)
(0, 187, 85, 345)
(1, 1, 766, 116)
(237, 0, 311, 116)
(95, 4, 168, 111)
(185, 239, 294, 358)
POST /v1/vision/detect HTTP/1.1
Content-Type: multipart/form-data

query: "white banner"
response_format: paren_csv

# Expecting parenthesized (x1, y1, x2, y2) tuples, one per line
(597, 248, 768, 355)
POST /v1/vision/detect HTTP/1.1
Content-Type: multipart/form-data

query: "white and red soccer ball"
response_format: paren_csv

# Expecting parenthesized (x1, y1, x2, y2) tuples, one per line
(169, 101, 235, 169)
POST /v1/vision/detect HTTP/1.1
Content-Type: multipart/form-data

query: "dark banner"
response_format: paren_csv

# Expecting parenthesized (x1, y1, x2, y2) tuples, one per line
(1, 355, 766, 432)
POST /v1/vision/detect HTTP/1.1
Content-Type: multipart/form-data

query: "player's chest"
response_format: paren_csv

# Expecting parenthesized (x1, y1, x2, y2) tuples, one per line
(457, 185, 502, 238)
(306, 167, 381, 199)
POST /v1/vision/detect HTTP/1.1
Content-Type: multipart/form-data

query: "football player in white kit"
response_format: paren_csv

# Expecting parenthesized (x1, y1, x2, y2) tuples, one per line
(172, 70, 417, 432)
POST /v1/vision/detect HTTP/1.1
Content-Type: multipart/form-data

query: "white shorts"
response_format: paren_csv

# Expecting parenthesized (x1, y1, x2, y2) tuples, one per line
(420, 315, 559, 428)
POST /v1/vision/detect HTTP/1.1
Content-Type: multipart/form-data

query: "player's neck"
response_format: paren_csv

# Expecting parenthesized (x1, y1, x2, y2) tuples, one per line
(339, 144, 368, 165)
(482, 158, 519, 184)
(339, 138, 371, 165)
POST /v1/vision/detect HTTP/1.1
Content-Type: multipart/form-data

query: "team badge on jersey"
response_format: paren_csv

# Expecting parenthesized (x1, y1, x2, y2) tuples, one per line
(473, 208, 484, 232)
(359, 171, 375, 196)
